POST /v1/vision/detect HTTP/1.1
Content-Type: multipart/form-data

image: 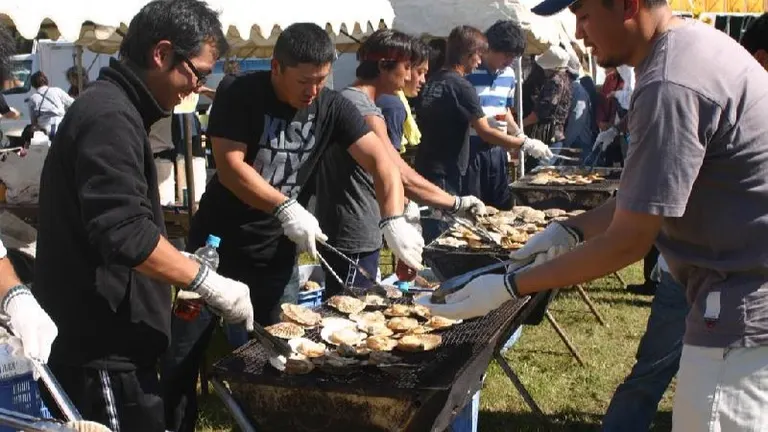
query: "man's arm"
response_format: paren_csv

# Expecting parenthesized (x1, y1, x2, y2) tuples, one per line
(363, 114, 455, 209)
(347, 131, 404, 218)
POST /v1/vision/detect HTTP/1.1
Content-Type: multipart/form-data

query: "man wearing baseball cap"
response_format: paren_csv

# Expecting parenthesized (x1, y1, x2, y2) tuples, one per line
(423, 0, 768, 430)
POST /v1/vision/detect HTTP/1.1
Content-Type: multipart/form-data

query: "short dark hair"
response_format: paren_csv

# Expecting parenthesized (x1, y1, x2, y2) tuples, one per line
(30, 71, 49, 88)
(485, 20, 526, 57)
(741, 13, 768, 55)
(445, 25, 488, 66)
(356, 29, 412, 80)
(410, 38, 431, 66)
(119, 0, 228, 69)
(273, 23, 336, 68)
(66, 66, 90, 83)
(0, 24, 14, 83)
(427, 38, 447, 78)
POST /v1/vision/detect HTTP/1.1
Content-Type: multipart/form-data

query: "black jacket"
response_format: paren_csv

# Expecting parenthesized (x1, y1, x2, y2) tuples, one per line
(34, 58, 171, 370)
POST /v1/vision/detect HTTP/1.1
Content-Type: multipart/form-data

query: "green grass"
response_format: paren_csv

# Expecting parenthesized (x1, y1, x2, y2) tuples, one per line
(195, 262, 674, 431)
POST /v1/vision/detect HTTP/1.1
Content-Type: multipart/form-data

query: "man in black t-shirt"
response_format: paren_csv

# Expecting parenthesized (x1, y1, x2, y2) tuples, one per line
(162, 23, 422, 432)
(415, 26, 552, 243)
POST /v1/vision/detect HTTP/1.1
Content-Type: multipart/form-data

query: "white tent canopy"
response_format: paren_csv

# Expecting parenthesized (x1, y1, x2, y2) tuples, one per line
(391, 0, 582, 56)
(0, 0, 396, 56)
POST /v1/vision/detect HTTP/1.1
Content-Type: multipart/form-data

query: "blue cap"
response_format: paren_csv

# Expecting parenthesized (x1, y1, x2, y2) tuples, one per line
(531, 0, 576, 16)
(206, 235, 221, 248)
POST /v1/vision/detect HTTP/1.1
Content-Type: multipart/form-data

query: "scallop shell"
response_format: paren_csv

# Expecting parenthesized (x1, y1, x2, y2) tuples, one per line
(327, 296, 366, 314)
(280, 303, 321, 327)
(288, 338, 327, 358)
(320, 317, 357, 331)
(365, 335, 398, 352)
(320, 326, 367, 346)
(386, 317, 419, 332)
(383, 304, 412, 317)
(265, 322, 305, 339)
(396, 334, 442, 352)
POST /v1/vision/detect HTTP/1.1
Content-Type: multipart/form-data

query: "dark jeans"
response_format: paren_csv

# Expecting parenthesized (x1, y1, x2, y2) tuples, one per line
(45, 364, 164, 432)
(643, 246, 660, 285)
(601, 270, 689, 431)
(321, 248, 381, 299)
(420, 169, 463, 245)
(161, 258, 299, 432)
(462, 142, 512, 211)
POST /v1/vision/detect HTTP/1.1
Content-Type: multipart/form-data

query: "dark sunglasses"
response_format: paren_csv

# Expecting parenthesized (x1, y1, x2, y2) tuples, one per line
(176, 53, 208, 87)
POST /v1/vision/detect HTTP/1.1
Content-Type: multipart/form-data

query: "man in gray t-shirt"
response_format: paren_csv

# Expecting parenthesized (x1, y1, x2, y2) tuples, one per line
(425, 0, 768, 430)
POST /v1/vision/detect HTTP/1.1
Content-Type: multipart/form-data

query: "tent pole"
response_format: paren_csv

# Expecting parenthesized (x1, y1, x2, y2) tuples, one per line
(514, 57, 525, 176)
(76, 46, 84, 93)
(183, 113, 197, 220)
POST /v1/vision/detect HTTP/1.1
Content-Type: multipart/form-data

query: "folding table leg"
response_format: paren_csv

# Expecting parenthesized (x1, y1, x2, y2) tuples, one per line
(573, 284, 608, 327)
(494, 352, 544, 416)
(613, 271, 627, 288)
(545, 311, 586, 366)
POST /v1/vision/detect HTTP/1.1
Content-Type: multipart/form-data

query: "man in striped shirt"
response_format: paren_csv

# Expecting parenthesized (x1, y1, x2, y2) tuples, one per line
(464, 20, 527, 209)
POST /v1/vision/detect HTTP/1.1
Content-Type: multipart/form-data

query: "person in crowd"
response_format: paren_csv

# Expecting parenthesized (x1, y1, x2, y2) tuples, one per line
(563, 50, 596, 161)
(464, 20, 527, 210)
(602, 15, 768, 431)
(522, 45, 573, 166)
(33, 2, 254, 430)
(415, 25, 551, 242)
(427, 0, 768, 429)
(0, 20, 56, 369)
(315, 30, 482, 298)
(162, 23, 423, 432)
(65, 66, 90, 98)
(0, 29, 21, 122)
(27, 71, 73, 137)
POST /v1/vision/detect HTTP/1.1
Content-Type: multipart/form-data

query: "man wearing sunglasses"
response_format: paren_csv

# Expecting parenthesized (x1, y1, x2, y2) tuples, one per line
(32, 1, 254, 431)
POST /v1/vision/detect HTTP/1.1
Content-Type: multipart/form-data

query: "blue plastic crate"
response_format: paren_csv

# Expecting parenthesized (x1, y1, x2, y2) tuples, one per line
(298, 264, 325, 307)
(0, 372, 49, 431)
(297, 289, 324, 307)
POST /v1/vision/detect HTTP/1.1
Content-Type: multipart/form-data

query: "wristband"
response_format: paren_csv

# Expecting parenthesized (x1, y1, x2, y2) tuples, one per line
(558, 222, 585, 243)
(1, 285, 31, 315)
(186, 263, 210, 293)
(379, 214, 405, 230)
(503, 273, 521, 298)
(450, 196, 461, 213)
(273, 198, 295, 217)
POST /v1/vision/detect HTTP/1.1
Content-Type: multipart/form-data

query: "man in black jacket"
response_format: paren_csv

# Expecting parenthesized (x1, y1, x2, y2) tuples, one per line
(33, 1, 254, 431)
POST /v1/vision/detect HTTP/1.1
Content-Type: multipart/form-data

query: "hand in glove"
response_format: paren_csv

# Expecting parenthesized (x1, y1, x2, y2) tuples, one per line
(184, 260, 255, 331)
(521, 137, 554, 161)
(417, 274, 517, 320)
(0, 286, 58, 362)
(593, 127, 618, 152)
(487, 115, 508, 133)
(404, 200, 421, 225)
(381, 215, 425, 271)
(510, 222, 582, 261)
(275, 199, 327, 259)
(450, 195, 487, 218)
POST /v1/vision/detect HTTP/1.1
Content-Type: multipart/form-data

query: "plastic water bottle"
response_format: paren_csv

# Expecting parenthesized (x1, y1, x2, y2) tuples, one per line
(173, 235, 221, 321)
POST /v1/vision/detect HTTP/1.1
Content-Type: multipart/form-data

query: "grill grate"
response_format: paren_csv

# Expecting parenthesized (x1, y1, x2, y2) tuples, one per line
(213, 293, 529, 392)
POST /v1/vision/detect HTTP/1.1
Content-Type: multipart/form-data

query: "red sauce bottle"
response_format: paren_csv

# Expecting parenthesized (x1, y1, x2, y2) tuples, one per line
(396, 259, 418, 282)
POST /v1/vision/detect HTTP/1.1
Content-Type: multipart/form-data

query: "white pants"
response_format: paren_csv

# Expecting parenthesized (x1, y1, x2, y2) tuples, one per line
(673, 344, 768, 432)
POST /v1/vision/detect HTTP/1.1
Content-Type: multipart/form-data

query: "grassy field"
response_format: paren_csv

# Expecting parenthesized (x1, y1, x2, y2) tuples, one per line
(196, 262, 675, 432)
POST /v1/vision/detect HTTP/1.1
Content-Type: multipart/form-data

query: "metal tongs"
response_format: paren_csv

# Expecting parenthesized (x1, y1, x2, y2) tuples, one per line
(316, 240, 390, 297)
(429, 256, 536, 304)
(441, 212, 499, 245)
(248, 322, 292, 357)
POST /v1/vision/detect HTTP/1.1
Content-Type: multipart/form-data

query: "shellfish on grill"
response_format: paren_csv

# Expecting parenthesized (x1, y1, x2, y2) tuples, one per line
(396, 334, 443, 352)
(386, 317, 419, 332)
(287, 337, 327, 358)
(265, 322, 305, 340)
(320, 326, 367, 346)
(425, 316, 461, 330)
(280, 303, 321, 327)
(327, 295, 366, 315)
(365, 335, 398, 352)
(383, 304, 412, 317)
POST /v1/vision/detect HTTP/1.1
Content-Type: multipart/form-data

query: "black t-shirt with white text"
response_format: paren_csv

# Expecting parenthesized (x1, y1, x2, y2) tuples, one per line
(189, 71, 369, 266)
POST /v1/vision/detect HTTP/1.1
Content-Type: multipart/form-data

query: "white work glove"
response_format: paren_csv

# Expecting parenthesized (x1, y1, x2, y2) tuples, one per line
(451, 195, 487, 218)
(593, 127, 618, 152)
(404, 200, 421, 225)
(0, 286, 58, 363)
(417, 274, 515, 320)
(183, 257, 255, 332)
(381, 216, 425, 271)
(275, 199, 327, 259)
(510, 222, 582, 261)
(521, 137, 554, 161)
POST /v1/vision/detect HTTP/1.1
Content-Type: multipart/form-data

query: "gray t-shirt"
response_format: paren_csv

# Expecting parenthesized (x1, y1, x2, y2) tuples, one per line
(314, 87, 383, 253)
(618, 20, 768, 349)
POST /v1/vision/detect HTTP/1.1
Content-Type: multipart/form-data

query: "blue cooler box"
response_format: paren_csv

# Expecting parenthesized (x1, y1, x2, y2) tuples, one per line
(297, 264, 325, 307)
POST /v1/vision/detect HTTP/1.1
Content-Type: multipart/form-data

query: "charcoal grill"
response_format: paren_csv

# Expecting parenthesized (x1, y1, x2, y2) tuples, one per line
(212, 291, 546, 432)
(510, 167, 621, 211)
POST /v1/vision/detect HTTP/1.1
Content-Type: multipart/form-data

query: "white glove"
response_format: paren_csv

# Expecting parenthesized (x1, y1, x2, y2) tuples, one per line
(487, 115, 507, 133)
(404, 201, 421, 225)
(184, 262, 255, 332)
(521, 137, 554, 161)
(381, 216, 425, 271)
(0, 286, 58, 363)
(417, 274, 515, 320)
(510, 222, 582, 261)
(451, 196, 487, 218)
(275, 199, 327, 259)
(593, 127, 618, 152)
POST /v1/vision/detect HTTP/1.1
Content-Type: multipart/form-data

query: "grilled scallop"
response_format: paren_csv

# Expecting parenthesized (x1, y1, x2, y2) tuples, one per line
(412, 304, 431, 319)
(396, 334, 442, 352)
(365, 335, 398, 352)
(288, 338, 327, 358)
(357, 322, 394, 337)
(386, 317, 419, 332)
(265, 322, 305, 339)
(383, 304, 412, 317)
(425, 316, 461, 330)
(349, 311, 386, 325)
(327, 295, 366, 315)
(321, 326, 366, 346)
(363, 294, 387, 307)
(280, 303, 322, 327)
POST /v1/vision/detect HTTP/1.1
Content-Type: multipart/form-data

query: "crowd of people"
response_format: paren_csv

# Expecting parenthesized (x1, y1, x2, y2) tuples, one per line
(0, 0, 767, 431)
